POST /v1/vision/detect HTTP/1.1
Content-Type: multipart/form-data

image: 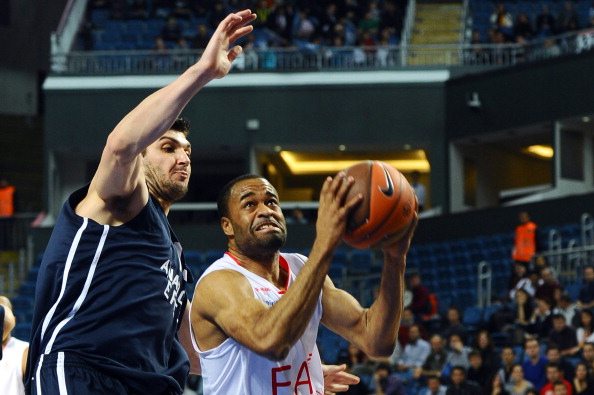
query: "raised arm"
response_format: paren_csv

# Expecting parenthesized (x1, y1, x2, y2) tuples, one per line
(320, 217, 417, 358)
(192, 174, 362, 360)
(83, 11, 256, 207)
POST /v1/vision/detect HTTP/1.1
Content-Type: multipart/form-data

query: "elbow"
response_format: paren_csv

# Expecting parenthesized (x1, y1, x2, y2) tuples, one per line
(105, 133, 139, 163)
(254, 334, 292, 361)
(364, 340, 396, 359)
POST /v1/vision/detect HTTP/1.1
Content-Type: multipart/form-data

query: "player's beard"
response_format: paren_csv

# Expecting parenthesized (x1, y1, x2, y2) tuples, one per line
(233, 223, 287, 260)
(144, 162, 188, 204)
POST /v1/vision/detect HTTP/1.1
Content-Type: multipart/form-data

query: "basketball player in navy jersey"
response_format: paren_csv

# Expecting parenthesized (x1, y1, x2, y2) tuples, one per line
(190, 175, 417, 394)
(24, 10, 258, 395)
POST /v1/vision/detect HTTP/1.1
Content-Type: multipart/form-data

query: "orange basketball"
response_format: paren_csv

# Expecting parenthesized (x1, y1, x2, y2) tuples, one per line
(342, 160, 417, 249)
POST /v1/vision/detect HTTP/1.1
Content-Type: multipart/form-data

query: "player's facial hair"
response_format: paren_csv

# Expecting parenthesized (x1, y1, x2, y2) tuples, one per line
(144, 162, 187, 203)
(234, 221, 287, 259)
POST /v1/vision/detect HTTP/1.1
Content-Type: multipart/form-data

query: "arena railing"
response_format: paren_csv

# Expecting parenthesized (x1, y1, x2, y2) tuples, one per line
(50, 29, 594, 75)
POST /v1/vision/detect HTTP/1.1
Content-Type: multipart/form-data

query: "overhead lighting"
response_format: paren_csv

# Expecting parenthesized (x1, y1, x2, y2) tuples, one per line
(279, 151, 431, 174)
(273, 145, 282, 152)
(338, 144, 346, 151)
(524, 145, 554, 159)
(583, 116, 591, 123)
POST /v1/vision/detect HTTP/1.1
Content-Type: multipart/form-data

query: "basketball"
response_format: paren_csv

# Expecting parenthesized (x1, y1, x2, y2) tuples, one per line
(342, 160, 417, 249)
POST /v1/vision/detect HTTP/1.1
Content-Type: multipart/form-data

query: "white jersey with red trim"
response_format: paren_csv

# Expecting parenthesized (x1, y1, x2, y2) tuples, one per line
(191, 252, 325, 395)
(0, 336, 28, 395)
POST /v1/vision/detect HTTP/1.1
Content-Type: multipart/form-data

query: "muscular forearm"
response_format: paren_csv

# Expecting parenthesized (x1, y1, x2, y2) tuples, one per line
(359, 254, 405, 356)
(256, 242, 334, 359)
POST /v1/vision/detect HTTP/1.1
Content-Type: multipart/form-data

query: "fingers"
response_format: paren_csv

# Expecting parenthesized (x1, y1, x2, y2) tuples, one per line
(332, 371, 360, 385)
(227, 45, 243, 62)
(228, 25, 255, 45)
(323, 364, 346, 375)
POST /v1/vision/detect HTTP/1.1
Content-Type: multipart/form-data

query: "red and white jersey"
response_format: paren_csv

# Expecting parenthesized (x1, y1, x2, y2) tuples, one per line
(191, 252, 324, 395)
(0, 336, 28, 395)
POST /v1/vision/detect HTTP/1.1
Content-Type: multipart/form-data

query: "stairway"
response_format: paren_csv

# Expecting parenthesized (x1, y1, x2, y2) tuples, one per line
(407, 1, 464, 65)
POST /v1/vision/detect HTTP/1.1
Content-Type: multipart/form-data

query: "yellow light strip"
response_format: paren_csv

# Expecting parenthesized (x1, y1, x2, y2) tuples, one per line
(279, 151, 431, 174)
(524, 145, 554, 159)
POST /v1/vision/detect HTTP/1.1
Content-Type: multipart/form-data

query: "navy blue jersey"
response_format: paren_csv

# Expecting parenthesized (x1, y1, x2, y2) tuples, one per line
(26, 186, 192, 394)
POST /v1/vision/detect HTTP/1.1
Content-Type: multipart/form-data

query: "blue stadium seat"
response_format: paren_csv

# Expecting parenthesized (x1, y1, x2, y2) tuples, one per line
(462, 306, 483, 330)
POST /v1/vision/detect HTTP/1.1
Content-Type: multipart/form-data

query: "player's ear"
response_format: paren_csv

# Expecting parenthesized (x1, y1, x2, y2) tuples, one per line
(220, 217, 234, 237)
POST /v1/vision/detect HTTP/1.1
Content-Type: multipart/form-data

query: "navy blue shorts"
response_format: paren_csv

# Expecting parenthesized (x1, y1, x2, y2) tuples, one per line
(31, 352, 129, 395)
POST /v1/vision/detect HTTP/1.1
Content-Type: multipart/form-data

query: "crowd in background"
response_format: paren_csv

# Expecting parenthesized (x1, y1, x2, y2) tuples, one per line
(84, 0, 408, 51)
(335, 260, 594, 395)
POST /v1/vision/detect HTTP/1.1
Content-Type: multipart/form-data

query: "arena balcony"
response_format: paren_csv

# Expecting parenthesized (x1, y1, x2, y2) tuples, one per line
(49, 28, 594, 75)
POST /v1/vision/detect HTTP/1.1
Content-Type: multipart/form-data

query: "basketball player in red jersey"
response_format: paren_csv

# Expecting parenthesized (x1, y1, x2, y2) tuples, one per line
(191, 175, 417, 394)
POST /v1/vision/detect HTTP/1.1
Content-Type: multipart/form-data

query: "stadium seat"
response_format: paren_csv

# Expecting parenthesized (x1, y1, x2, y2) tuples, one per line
(462, 305, 483, 330)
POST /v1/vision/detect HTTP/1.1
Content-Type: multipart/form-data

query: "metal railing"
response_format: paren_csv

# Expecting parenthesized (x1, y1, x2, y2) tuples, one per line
(50, 29, 594, 75)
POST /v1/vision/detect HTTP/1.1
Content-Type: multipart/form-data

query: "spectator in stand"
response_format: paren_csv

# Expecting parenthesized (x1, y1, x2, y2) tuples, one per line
(536, 268, 562, 308)
(529, 297, 555, 339)
(346, 343, 375, 394)
(441, 306, 468, 341)
(417, 333, 449, 382)
(446, 333, 472, 371)
(536, 5, 557, 38)
(408, 271, 431, 321)
(512, 211, 538, 270)
(514, 288, 536, 343)
(293, 8, 317, 42)
(393, 324, 430, 392)
(510, 262, 535, 301)
(558, 1, 579, 34)
(490, 373, 511, 395)
(554, 291, 577, 327)
(572, 362, 594, 395)
(581, 342, 594, 378)
(396, 307, 418, 350)
(546, 344, 575, 383)
(467, 350, 491, 391)
(474, 329, 500, 377)
(514, 13, 534, 41)
(549, 314, 580, 358)
(0, 178, 15, 217)
(318, 3, 339, 44)
(577, 266, 594, 312)
(540, 362, 573, 395)
(498, 346, 518, 388)
(505, 364, 535, 395)
(467, 29, 489, 65)
(490, 2, 514, 40)
(421, 375, 447, 395)
(446, 365, 482, 395)
(161, 16, 182, 44)
(380, 0, 403, 43)
(576, 310, 594, 348)
(522, 337, 548, 390)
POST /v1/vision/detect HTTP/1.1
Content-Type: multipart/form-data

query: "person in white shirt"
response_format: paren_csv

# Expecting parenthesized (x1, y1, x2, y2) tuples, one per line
(1, 295, 28, 395)
(190, 174, 417, 394)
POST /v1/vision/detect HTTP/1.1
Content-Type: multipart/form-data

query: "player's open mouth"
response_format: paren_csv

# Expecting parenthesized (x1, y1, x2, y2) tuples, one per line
(254, 222, 280, 232)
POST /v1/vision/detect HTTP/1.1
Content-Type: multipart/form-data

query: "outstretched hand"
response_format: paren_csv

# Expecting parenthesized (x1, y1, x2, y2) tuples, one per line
(197, 9, 257, 80)
(322, 364, 360, 394)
